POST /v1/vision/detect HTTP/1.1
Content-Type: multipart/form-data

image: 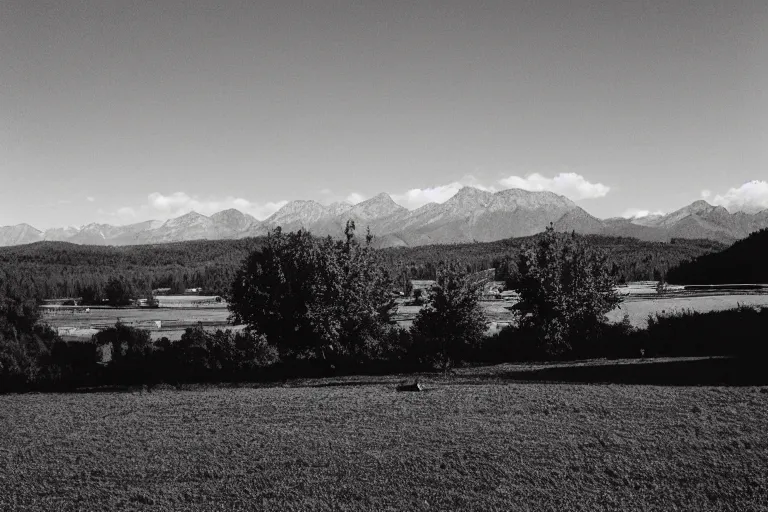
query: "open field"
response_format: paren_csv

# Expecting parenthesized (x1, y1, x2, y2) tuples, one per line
(1, 360, 767, 511)
(607, 294, 768, 328)
(398, 293, 768, 331)
(42, 289, 768, 340)
(42, 307, 233, 341)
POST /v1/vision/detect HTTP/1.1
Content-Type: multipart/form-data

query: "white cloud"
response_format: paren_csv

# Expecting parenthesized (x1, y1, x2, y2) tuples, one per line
(621, 208, 664, 219)
(392, 182, 465, 209)
(710, 180, 768, 213)
(116, 207, 137, 218)
(110, 192, 288, 223)
(391, 176, 496, 210)
(498, 172, 609, 200)
(700, 190, 711, 200)
(346, 192, 365, 205)
(391, 173, 608, 209)
(86, 196, 95, 202)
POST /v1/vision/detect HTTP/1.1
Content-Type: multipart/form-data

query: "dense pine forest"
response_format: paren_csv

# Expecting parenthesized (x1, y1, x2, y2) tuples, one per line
(666, 228, 768, 284)
(382, 235, 726, 285)
(0, 234, 725, 300)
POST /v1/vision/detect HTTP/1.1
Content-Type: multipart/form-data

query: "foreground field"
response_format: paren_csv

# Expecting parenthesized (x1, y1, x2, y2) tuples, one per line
(2, 362, 767, 511)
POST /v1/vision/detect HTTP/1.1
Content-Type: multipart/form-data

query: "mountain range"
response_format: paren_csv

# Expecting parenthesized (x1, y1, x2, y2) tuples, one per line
(2, 188, 767, 248)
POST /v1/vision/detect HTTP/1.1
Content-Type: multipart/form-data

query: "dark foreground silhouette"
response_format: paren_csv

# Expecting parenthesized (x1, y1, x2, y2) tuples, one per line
(495, 356, 767, 386)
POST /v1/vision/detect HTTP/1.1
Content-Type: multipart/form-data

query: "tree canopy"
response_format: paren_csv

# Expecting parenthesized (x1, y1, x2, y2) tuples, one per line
(513, 225, 622, 356)
(228, 223, 395, 367)
(411, 261, 488, 370)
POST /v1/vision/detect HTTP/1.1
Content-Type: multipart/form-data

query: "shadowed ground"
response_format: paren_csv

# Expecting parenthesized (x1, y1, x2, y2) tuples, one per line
(490, 356, 768, 386)
(2, 359, 767, 511)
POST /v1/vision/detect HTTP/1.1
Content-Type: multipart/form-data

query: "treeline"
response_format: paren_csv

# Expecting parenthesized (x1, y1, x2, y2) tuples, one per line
(380, 235, 724, 284)
(0, 238, 264, 300)
(5, 306, 766, 392)
(666, 228, 768, 284)
(6, 306, 768, 392)
(0, 234, 724, 300)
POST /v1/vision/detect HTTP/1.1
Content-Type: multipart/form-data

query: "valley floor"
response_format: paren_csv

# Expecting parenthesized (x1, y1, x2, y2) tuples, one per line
(2, 360, 767, 511)
(41, 290, 768, 340)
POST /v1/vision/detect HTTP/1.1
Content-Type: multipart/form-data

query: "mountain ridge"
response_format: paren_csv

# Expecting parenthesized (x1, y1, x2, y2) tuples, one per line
(2, 187, 767, 248)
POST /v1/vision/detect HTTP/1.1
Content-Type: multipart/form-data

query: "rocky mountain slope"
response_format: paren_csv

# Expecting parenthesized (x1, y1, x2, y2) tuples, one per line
(2, 187, 767, 248)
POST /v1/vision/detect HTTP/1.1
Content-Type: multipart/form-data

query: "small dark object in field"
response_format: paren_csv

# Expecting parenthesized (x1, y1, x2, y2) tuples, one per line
(397, 379, 423, 392)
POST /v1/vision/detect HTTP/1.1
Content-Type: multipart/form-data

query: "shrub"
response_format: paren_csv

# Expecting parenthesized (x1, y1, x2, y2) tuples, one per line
(93, 323, 155, 385)
(639, 306, 768, 359)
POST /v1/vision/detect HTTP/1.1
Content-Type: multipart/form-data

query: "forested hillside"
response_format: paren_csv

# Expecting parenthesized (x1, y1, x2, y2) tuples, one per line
(0, 239, 265, 300)
(382, 235, 725, 284)
(0, 234, 725, 300)
(666, 228, 768, 284)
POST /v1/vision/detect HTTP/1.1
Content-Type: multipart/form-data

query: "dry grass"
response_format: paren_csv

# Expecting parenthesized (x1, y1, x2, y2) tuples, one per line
(2, 364, 767, 511)
(607, 294, 768, 327)
(41, 293, 768, 340)
(42, 307, 233, 341)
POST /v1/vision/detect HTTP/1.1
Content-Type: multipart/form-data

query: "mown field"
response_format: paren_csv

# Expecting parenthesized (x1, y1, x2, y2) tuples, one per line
(2, 361, 767, 511)
(42, 292, 768, 340)
(42, 307, 233, 341)
(606, 294, 768, 327)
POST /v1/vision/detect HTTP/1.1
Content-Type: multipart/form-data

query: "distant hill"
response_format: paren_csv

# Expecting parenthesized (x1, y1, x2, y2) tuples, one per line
(2, 187, 767, 248)
(666, 228, 768, 284)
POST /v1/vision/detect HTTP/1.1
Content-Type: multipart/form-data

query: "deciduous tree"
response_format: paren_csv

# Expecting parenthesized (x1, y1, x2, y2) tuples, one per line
(411, 261, 487, 371)
(228, 223, 395, 368)
(513, 225, 621, 356)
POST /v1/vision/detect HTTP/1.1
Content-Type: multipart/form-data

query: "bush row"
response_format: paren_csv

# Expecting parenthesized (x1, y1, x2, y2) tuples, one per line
(2, 305, 767, 393)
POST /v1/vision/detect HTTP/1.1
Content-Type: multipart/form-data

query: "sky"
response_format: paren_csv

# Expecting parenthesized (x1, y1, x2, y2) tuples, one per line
(1, 0, 767, 229)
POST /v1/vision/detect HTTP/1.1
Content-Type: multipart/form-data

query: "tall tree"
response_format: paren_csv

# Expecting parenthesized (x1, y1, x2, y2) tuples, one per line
(228, 223, 395, 367)
(513, 225, 621, 356)
(411, 261, 488, 371)
(104, 277, 131, 307)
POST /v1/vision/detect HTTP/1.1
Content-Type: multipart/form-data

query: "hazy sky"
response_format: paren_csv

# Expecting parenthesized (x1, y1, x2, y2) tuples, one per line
(2, 0, 767, 229)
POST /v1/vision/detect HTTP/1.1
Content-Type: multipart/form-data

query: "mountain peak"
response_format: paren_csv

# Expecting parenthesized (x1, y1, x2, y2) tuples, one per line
(369, 192, 394, 202)
(349, 193, 405, 220)
(161, 211, 212, 229)
(266, 199, 328, 228)
(355, 192, 395, 206)
(178, 210, 207, 218)
(211, 208, 247, 221)
(212, 208, 243, 216)
(454, 186, 491, 198)
(446, 187, 494, 208)
(689, 200, 713, 211)
(211, 209, 257, 232)
(492, 188, 576, 210)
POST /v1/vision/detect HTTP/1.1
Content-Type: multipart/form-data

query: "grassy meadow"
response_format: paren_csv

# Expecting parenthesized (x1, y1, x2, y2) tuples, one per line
(42, 292, 768, 341)
(2, 361, 767, 511)
(607, 294, 768, 328)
